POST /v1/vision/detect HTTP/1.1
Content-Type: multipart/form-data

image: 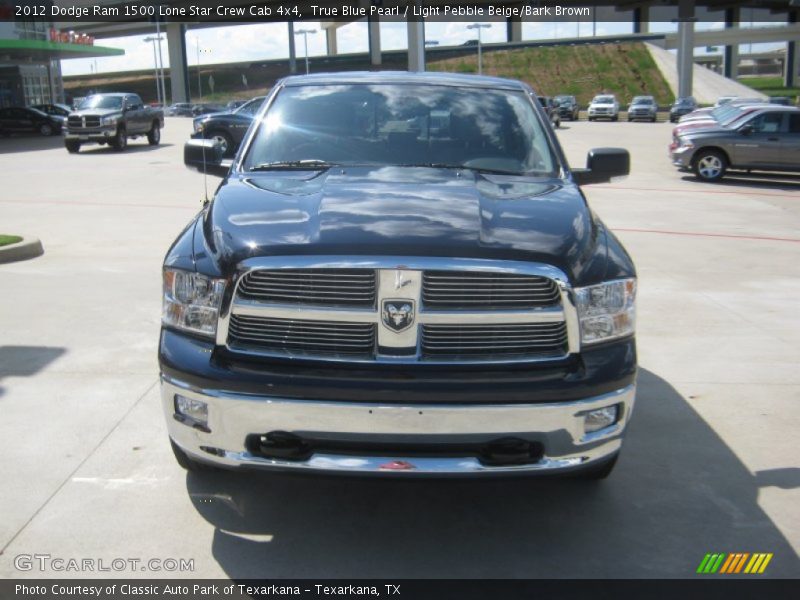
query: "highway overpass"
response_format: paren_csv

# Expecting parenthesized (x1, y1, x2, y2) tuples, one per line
(52, 0, 800, 103)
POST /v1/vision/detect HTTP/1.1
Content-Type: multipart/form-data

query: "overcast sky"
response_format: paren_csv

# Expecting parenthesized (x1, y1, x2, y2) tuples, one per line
(61, 15, 786, 77)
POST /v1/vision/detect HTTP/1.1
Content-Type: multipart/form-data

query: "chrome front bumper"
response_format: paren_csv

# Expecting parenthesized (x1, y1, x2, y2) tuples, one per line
(163, 375, 636, 475)
(64, 128, 116, 140)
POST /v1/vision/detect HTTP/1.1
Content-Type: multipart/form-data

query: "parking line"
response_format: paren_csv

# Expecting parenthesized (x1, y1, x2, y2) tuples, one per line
(600, 185, 800, 200)
(0, 198, 192, 210)
(614, 227, 800, 244)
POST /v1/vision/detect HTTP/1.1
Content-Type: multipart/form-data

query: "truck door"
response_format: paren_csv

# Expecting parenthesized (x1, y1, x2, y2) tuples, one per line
(732, 112, 784, 167)
(125, 95, 146, 133)
(779, 113, 800, 170)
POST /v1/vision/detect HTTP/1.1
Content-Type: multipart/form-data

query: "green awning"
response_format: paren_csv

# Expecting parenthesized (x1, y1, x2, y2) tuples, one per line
(0, 38, 124, 61)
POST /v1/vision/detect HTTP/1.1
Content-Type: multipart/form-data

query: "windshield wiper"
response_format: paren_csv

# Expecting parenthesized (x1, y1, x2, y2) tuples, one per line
(249, 160, 336, 171)
(401, 163, 526, 176)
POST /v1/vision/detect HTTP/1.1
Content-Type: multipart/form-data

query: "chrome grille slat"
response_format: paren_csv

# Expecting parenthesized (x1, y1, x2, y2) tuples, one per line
(231, 323, 373, 336)
(421, 323, 567, 358)
(229, 315, 375, 355)
(422, 271, 560, 310)
(238, 269, 376, 307)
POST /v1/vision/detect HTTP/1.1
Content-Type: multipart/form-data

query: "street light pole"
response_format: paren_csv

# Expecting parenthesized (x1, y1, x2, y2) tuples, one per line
(194, 38, 210, 100)
(143, 36, 163, 105)
(155, 20, 167, 106)
(196, 39, 201, 100)
(466, 23, 491, 75)
(294, 29, 316, 75)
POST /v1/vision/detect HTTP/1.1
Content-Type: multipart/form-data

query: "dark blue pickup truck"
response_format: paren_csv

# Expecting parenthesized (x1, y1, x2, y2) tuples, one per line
(161, 72, 637, 479)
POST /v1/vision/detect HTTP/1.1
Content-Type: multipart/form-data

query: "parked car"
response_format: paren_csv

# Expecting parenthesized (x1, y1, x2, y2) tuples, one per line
(536, 96, 561, 128)
(167, 102, 195, 117)
(769, 97, 791, 106)
(626, 96, 657, 122)
(554, 95, 580, 121)
(191, 103, 226, 116)
(0, 106, 63, 136)
(62, 93, 164, 153)
(168, 72, 636, 479)
(669, 97, 697, 123)
(671, 106, 800, 182)
(226, 100, 247, 111)
(588, 94, 620, 121)
(31, 103, 72, 118)
(678, 98, 763, 124)
(191, 96, 266, 157)
(671, 103, 770, 140)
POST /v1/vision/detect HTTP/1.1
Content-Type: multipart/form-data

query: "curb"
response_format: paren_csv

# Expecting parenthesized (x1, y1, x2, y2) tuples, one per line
(0, 236, 44, 264)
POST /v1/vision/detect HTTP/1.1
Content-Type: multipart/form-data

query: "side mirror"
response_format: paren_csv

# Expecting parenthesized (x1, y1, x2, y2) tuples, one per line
(739, 124, 753, 135)
(572, 148, 630, 185)
(184, 139, 228, 177)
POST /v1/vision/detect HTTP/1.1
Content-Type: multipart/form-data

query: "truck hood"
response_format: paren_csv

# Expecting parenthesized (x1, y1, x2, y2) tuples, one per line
(70, 108, 122, 118)
(200, 166, 607, 283)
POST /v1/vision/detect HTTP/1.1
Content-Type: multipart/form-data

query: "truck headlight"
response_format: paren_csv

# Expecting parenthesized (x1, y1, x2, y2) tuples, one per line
(575, 279, 636, 345)
(162, 269, 226, 338)
(101, 116, 118, 126)
(193, 121, 204, 133)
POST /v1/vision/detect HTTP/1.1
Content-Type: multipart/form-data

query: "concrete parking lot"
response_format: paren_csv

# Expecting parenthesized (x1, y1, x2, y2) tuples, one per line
(0, 117, 798, 579)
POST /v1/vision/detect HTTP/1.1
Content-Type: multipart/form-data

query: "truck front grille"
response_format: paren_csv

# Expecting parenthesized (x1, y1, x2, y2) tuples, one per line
(422, 271, 560, 310)
(238, 269, 376, 307)
(229, 315, 376, 357)
(67, 115, 101, 128)
(223, 260, 575, 364)
(421, 322, 568, 359)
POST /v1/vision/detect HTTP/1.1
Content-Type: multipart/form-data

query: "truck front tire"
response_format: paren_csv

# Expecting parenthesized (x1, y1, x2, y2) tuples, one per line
(693, 149, 727, 182)
(112, 127, 127, 151)
(147, 123, 160, 146)
(207, 130, 233, 157)
(65, 140, 81, 154)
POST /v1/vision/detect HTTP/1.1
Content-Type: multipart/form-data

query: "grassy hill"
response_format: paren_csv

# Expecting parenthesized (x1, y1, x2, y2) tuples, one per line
(737, 76, 799, 101)
(65, 42, 673, 105)
(429, 43, 673, 105)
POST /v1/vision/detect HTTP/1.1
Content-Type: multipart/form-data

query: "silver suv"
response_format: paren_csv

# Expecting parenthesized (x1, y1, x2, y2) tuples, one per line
(627, 96, 658, 122)
(671, 106, 800, 181)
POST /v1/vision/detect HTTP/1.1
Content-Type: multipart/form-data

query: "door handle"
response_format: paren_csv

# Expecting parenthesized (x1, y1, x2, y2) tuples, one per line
(767, 137, 779, 142)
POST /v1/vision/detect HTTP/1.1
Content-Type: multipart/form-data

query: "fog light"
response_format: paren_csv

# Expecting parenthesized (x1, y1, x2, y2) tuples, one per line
(174, 394, 209, 430)
(584, 405, 619, 434)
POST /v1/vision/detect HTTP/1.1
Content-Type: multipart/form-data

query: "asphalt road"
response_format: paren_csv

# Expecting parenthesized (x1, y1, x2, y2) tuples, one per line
(0, 117, 798, 579)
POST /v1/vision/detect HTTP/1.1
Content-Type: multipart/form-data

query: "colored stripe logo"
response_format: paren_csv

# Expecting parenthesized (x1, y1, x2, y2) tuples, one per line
(696, 553, 773, 574)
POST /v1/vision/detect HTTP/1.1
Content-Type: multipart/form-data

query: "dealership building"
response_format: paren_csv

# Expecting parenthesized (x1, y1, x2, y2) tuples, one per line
(0, 16, 123, 107)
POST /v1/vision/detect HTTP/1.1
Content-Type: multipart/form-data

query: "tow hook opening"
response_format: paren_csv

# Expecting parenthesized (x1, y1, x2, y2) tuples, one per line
(479, 438, 544, 467)
(246, 431, 312, 461)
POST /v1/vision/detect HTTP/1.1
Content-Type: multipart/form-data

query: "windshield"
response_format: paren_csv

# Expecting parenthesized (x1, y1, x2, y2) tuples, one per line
(632, 97, 653, 104)
(593, 96, 615, 104)
(243, 83, 559, 177)
(235, 97, 265, 116)
(721, 107, 761, 127)
(554, 96, 571, 103)
(711, 104, 745, 122)
(78, 95, 123, 110)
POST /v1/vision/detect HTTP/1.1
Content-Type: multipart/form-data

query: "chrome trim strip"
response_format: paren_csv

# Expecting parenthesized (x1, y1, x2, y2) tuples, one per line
(217, 256, 578, 364)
